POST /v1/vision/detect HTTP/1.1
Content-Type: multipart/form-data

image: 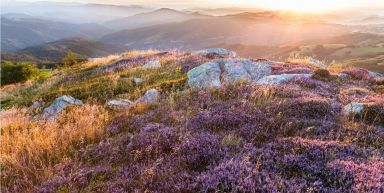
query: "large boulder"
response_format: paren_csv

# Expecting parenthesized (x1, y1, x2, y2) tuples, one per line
(256, 74, 311, 85)
(187, 62, 222, 88)
(136, 89, 160, 104)
(216, 58, 271, 84)
(142, 60, 161, 69)
(194, 48, 236, 58)
(42, 95, 83, 119)
(107, 99, 133, 109)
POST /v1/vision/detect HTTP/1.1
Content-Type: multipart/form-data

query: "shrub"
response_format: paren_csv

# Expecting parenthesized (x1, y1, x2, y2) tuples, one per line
(1, 61, 39, 85)
(311, 69, 334, 82)
(363, 103, 384, 126)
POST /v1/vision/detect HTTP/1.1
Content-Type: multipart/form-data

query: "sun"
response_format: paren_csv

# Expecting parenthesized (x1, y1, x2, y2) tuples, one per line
(240, 0, 345, 13)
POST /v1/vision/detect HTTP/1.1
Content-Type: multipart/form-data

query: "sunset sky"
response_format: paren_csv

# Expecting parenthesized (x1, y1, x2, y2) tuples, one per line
(7, 0, 384, 12)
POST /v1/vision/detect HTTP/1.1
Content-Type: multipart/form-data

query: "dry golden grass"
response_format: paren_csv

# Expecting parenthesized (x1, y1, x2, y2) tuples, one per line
(0, 104, 109, 192)
(82, 54, 121, 69)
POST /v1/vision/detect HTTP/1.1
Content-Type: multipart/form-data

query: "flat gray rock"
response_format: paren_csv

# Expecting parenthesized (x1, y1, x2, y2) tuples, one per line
(187, 62, 222, 88)
(256, 74, 311, 85)
(42, 95, 82, 119)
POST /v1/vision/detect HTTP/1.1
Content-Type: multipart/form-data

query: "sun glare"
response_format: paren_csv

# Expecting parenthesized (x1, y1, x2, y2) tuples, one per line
(242, 0, 347, 13)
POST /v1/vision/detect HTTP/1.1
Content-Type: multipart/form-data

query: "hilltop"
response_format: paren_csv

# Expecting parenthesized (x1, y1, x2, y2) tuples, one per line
(1, 49, 383, 192)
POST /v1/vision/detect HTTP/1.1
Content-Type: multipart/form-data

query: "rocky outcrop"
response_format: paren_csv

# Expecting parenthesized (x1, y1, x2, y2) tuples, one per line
(218, 58, 271, 84)
(142, 60, 161, 69)
(42, 95, 83, 119)
(107, 99, 133, 109)
(187, 58, 272, 88)
(256, 74, 311, 85)
(187, 62, 222, 88)
(194, 48, 236, 58)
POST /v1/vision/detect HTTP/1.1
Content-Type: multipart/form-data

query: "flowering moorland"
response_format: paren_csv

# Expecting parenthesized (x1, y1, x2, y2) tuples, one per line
(1, 50, 383, 192)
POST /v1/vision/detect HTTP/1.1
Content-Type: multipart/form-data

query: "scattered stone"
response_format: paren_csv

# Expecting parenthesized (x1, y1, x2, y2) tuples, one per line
(136, 89, 160, 104)
(308, 57, 326, 68)
(338, 73, 348, 78)
(133, 77, 143, 85)
(107, 99, 133, 109)
(256, 74, 311, 85)
(369, 71, 384, 79)
(217, 58, 272, 84)
(42, 95, 83, 119)
(187, 62, 221, 88)
(194, 48, 236, 58)
(142, 60, 161, 69)
(342, 102, 364, 115)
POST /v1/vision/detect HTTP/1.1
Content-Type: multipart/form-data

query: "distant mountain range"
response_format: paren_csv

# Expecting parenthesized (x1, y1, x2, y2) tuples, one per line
(99, 14, 354, 50)
(1, 1, 152, 24)
(105, 8, 211, 30)
(1, 4, 384, 67)
(1, 16, 112, 51)
(1, 38, 124, 63)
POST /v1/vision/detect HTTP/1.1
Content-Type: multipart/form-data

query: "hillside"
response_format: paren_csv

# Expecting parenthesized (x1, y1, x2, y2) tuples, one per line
(15, 38, 124, 62)
(1, 49, 383, 192)
(100, 16, 354, 50)
(105, 8, 210, 30)
(1, 16, 112, 51)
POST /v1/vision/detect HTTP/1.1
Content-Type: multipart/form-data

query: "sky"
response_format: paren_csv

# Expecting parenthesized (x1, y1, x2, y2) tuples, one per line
(3, 0, 384, 12)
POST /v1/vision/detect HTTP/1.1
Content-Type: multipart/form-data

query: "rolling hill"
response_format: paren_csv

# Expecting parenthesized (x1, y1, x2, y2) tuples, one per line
(2, 38, 124, 63)
(105, 8, 210, 30)
(100, 15, 354, 50)
(1, 16, 112, 51)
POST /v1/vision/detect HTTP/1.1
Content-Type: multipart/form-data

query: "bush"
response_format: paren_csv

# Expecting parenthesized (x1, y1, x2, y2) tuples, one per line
(1, 61, 38, 85)
(312, 69, 334, 82)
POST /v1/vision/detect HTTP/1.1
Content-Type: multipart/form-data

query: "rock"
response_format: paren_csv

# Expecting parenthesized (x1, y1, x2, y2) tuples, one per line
(338, 73, 348, 78)
(217, 58, 271, 84)
(194, 48, 236, 58)
(256, 74, 311, 85)
(42, 95, 83, 119)
(133, 77, 143, 85)
(187, 62, 221, 88)
(369, 71, 384, 79)
(342, 102, 364, 115)
(29, 101, 45, 111)
(107, 99, 133, 109)
(308, 57, 326, 68)
(136, 89, 160, 104)
(142, 60, 161, 69)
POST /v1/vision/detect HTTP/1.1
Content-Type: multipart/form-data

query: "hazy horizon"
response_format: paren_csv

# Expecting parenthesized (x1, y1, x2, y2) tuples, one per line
(3, 0, 384, 13)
